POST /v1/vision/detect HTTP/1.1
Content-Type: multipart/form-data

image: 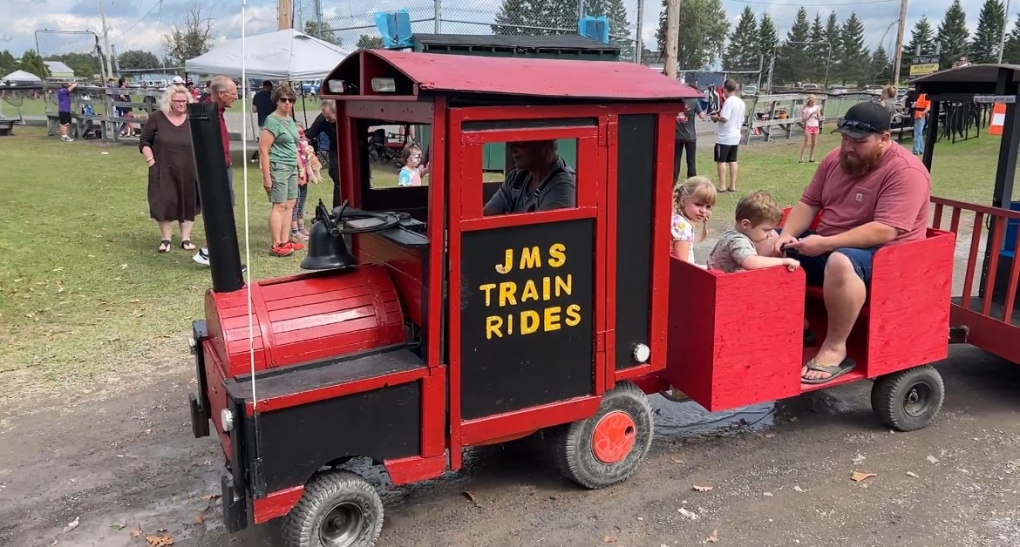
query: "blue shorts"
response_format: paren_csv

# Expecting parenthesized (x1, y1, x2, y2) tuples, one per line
(780, 230, 877, 286)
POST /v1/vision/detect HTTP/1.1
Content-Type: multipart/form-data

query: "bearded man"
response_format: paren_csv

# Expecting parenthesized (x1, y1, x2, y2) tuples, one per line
(772, 101, 931, 385)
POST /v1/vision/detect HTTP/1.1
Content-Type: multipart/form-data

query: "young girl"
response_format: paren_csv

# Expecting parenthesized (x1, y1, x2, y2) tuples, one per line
(670, 176, 717, 265)
(397, 143, 427, 186)
(799, 95, 822, 164)
(291, 124, 312, 241)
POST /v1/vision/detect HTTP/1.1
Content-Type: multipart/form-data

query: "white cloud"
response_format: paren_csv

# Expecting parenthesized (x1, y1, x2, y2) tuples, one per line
(0, 0, 1001, 67)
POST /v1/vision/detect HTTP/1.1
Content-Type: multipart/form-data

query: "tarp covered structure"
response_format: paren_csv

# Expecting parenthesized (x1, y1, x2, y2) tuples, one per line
(1, 70, 43, 84)
(184, 29, 351, 81)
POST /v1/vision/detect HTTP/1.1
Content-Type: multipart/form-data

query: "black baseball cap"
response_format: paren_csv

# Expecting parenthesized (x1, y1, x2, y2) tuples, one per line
(833, 101, 892, 139)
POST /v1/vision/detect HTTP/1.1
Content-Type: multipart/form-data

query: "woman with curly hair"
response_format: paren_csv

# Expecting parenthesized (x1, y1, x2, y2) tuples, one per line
(139, 83, 200, 253)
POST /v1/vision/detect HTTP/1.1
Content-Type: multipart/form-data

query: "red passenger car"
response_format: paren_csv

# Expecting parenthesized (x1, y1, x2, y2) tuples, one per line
(186, 49, 958, 547)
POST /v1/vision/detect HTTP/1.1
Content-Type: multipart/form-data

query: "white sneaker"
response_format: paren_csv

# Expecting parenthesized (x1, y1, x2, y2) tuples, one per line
(193, 248, 210, 266)
(61, 136, 74, 142)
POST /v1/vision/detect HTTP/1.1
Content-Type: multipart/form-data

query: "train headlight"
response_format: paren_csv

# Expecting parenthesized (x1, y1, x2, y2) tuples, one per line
(220, 409, 234, 432)
(633, 343, 650, 363)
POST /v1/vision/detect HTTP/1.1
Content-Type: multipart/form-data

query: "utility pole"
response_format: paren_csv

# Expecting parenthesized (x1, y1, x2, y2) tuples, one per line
(99, 0, 114, 80)
(278, 0, 293, 30)
(999, 0, 1012, 63)
(634, 0, 645, 64)
(664, 0, 679, 78)
(891, 0, 908, 84)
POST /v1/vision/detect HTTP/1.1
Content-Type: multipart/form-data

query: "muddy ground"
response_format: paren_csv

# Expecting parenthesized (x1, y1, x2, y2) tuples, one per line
(2, 344, 1020, 547)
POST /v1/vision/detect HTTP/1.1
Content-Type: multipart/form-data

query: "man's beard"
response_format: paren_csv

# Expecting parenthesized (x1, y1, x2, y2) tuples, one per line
(839, 146, 885, 177)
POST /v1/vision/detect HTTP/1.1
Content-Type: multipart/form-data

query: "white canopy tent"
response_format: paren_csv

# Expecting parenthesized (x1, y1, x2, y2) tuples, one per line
(184, 29, 352, 81)
(1, 70, 43, 84)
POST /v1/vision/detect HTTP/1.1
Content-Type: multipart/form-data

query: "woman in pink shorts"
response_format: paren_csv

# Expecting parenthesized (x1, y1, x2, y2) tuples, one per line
(799, 94, 822, 163)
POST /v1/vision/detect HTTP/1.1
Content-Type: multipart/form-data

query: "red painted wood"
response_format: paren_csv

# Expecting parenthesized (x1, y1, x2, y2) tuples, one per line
(457, 103, 687, 121)
(355, 233, 425, 326)
(983, 220, 1005, 316)
(461, 206, 597, 231)
(329, 49, 703, 101)
(950, 306, 1020, 363)
(961, 213, 983, 310)
(384, 454, 447, 485)
(663, 258, 805, 411)
(344, 100, 433, 123)
(459, 397, 601, 446)
(207, 265, 406, 378)
(446, 109, 465, 472)
(603, 115, 618, 390)
(865, 229, 955, 377)
(253, 486, 304, 524)
(594, 118, 609, 395)
(426, 96, 448, 372)
(460, 126, 599, 146)
(647, 112, 675, 376)
(420, 366, 446, 457)
(202, 340, 234, 457)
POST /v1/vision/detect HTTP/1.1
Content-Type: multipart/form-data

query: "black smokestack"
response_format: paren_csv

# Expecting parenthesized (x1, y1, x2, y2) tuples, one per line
(188, 102, 243, 293)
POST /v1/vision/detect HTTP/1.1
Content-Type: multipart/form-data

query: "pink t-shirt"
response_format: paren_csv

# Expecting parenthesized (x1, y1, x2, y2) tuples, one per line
(800, 143, 930, 244)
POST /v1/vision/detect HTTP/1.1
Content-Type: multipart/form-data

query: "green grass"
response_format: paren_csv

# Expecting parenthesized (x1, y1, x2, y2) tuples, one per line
(0, 125, 1003, 382)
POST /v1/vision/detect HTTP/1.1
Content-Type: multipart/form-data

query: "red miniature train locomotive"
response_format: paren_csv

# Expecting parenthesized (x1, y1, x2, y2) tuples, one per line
(187, 49, 958, 547)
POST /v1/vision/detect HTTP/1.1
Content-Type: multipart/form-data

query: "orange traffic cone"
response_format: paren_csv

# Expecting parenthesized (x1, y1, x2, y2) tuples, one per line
(990, 102, 1006, 136)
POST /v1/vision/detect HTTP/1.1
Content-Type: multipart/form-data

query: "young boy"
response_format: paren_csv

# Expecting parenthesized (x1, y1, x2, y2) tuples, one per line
(707, 190, 800, 272)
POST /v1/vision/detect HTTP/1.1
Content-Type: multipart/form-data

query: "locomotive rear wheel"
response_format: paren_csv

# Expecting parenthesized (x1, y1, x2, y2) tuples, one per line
(871, 365, 945, 432)
(283, 471, 384, 547)
(551, 381, 654, 489)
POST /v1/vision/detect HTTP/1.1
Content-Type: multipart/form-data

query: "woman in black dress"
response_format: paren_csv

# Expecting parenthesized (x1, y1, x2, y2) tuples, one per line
(139, 84, 200, 252)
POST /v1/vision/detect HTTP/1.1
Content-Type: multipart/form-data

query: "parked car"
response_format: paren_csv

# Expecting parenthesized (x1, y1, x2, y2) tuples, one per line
(801, 83, 823, 92)
(829, 86, 847, 95)
(742, 84, 758, 96)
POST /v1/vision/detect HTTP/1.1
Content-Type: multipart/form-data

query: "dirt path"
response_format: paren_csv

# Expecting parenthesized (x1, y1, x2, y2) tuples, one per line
(3, 345, 1020, 547)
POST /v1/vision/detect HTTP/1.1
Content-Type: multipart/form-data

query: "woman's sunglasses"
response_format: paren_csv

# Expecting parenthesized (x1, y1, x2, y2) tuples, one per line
(278, 97, 295, 104)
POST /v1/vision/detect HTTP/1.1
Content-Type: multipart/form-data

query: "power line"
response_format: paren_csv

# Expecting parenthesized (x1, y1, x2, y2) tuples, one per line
(110, 0, 164, 43)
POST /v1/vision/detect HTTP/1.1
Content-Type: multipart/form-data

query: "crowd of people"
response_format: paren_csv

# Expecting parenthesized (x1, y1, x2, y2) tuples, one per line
(138, 76, 339, 265)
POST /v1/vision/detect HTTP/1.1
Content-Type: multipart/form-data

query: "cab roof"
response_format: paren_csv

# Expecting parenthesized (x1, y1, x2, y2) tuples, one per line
(324, 48, 702, 102)
(914, 63, 1020, 96)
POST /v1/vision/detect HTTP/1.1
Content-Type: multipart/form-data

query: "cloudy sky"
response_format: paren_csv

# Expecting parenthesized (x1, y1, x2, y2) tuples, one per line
(0, 0, 989, 62)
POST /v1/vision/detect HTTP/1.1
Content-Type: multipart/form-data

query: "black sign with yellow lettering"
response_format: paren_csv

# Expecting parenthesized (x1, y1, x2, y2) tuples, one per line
(459, 219, 595, 420)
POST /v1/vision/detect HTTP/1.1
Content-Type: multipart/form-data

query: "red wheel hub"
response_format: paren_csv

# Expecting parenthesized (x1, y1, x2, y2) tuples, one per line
(591, 411, 637, 464)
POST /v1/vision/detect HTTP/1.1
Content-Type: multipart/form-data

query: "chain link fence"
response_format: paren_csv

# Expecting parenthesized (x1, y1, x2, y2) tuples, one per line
(34, 30, 109, 81)
(295, 0, 644, 62)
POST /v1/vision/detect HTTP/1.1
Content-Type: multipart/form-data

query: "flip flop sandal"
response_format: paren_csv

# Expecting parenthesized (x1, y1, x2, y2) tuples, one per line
(158, 240, 171, 253)
(801, 357, 856, 385)
(180, 240, 196, 251)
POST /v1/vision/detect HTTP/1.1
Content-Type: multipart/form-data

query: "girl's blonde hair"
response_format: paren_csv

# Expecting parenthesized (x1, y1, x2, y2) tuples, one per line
(160, 84, 192, 115)
(805, 94, 817, 106)
(881, 85, 897, 100)
(673, 176, 717, 241)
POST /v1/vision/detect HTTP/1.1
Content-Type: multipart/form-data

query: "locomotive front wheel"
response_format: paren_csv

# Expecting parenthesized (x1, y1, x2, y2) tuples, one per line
(871, 365, 945, 432)
(552, 381, 654, 489)
(283, 471, 384, 547)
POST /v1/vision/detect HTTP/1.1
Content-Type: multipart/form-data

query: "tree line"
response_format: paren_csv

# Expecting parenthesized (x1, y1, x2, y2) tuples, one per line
(488, 0, 1014, 88)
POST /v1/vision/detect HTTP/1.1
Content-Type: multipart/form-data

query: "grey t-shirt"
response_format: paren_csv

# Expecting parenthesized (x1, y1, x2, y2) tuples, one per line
(707, 229, 758, 272)
(675, 99, 703, 142)
(483, 157, 576, 215)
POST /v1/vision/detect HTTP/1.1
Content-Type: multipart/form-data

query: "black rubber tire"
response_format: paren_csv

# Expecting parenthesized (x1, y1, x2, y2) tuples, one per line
(282, 470, 384, 547)
(551, 381, 654, 489)
(871, 365, 945, 432)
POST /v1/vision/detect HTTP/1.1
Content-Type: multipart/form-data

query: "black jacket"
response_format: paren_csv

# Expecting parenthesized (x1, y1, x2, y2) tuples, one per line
(304, 113, 339, 169)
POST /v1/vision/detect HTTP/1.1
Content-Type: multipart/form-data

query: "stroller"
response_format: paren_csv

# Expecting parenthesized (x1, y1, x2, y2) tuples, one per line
(368, 128, 401, 165)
